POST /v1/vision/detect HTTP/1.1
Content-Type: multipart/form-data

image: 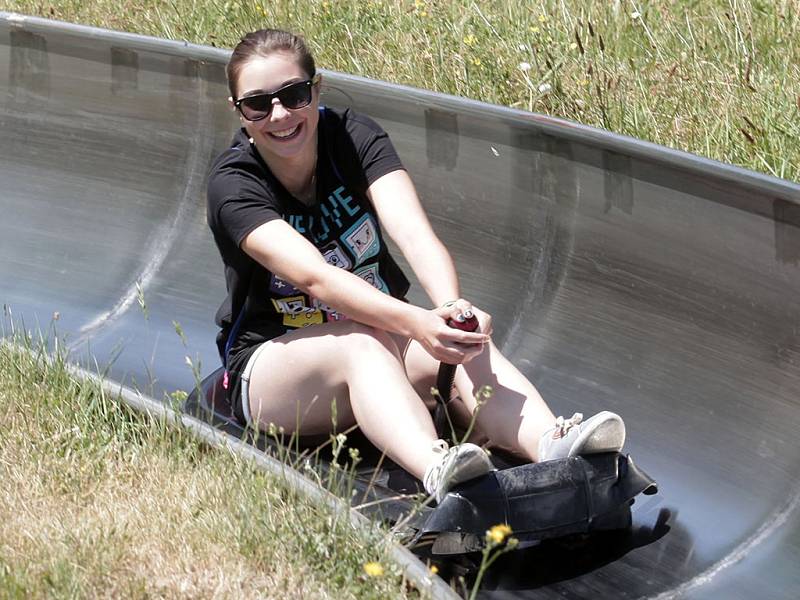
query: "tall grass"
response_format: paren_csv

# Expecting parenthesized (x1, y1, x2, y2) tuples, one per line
(2, 0, 798, 181)
(0, 333, 419, 599)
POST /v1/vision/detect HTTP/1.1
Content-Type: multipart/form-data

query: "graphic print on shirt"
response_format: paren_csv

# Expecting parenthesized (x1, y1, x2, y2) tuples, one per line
(269, 274, 300, 296)
(353, 264, 388, 293)
(341, 214, 380, 266)
(310, 297, 349, 322)
(316, 185, 361, 242)
(271, 295, 323, 328)
(287, 185, 363, 244)
(283, 311, 324, 328)
(320, 240, 352, 270)
(279, 181, 385, 327)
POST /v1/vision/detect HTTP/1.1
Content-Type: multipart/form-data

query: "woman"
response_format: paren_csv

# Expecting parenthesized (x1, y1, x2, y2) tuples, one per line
(207, 29, 625, 502)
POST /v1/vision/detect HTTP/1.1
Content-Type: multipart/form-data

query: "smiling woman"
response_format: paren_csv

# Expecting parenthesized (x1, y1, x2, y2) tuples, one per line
(226, 31, 321, 199)
(206, 28, 627, 503)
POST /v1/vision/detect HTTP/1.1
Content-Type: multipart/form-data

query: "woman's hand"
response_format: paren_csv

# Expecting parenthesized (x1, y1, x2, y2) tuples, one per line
(436, 299, 493, 338)
(408, 300, 492, 364)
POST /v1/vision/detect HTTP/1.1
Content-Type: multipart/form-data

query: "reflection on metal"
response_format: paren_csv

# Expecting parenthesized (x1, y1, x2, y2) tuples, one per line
(773, 198, 800, 265)
(10, 29, 48, 101)
(110, 47, 138, 93)
(603, 151, 634, 215)
(2, 12, 800, 600)
(425, 108, 459, 170)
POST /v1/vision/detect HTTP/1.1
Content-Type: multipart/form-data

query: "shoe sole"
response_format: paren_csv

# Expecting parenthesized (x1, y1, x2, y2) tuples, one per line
(567, 411, 626, 457)
(452, 447, 494, 482)
(437, 446, 494, 501)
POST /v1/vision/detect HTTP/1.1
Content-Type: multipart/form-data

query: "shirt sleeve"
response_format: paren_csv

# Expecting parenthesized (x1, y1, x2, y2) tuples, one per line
(207, 162, 283, 247)
(215, 195, 283, 247)
(338, 110, 405, 192)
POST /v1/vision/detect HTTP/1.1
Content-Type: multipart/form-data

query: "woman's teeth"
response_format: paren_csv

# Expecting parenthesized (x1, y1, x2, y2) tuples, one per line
(270, 124, 300, 139)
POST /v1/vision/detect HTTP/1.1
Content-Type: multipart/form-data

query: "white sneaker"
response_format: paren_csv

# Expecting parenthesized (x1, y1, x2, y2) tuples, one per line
(537, 411, 626, 462)
(423, 441, 494, 502)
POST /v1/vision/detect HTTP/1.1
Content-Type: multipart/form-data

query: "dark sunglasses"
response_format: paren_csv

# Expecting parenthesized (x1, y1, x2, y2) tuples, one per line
(234, 74, 320, 121)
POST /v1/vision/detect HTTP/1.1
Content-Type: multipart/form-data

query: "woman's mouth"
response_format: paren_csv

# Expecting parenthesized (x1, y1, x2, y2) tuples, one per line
(267, 123, 302, 141)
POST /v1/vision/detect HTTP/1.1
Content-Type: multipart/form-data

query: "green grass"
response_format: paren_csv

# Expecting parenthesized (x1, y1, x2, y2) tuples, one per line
(2, 0, 798, 181)
(0, 334, 420, 599)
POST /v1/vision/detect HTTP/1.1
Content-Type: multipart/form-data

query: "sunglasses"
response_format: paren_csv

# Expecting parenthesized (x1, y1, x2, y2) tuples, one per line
(234, 74, 320, 121)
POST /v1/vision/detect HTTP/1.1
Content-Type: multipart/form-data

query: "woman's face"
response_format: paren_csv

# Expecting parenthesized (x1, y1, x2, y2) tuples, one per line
(235, 52, 320, 163)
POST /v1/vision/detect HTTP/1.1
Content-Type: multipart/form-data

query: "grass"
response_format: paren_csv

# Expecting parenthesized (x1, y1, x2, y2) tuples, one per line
(1, 0, 798, 182)
(0, 332, 420, 599)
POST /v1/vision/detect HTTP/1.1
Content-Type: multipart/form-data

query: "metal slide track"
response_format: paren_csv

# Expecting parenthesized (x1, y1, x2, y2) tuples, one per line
(1, 13, 799, 599)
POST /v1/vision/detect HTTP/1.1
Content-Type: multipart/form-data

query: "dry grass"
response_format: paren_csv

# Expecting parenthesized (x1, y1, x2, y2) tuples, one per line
(0, 339, 419, 599)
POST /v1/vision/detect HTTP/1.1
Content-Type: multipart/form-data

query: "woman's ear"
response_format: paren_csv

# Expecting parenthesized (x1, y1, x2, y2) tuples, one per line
(312, 74, 322, 101)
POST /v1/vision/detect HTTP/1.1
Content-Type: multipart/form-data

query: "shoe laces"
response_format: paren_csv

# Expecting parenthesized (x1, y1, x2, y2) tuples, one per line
(431, 439, 449, 455)
(424, 439, 451, 491)
(555, 412, 583, 436)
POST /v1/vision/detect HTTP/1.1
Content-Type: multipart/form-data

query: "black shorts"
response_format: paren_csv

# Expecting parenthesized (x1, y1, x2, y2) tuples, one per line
(226, 342, 261, 426)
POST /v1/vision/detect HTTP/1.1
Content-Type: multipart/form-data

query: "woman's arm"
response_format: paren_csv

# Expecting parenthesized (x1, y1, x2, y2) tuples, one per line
(241, 220, 488, 363)
(368, 169, 493, 335)
(368, 170, 461, 307)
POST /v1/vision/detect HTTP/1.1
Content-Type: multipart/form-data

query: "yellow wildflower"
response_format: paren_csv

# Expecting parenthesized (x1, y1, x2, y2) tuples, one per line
(471, 57, 482, 66)
(486, 523, 513, 544)
(529, 26, 540, 34)
(464, 34, 477, 46)
(429, 564, 439, 575)
(420, 10, 428, 17)
(363, 561, 384, 577)
(538, 14, 548, 23)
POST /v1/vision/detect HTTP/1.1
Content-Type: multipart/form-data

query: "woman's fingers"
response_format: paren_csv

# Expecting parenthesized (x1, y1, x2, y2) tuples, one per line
(415, 302, 493, 363)
(431, 327, 488, 363)
(437, 300, 492, 336)
(470, 305, 493, 336)
(443, 328, 488, 345)
(426, 338, 485, 364)
(435, 298, 473, 324)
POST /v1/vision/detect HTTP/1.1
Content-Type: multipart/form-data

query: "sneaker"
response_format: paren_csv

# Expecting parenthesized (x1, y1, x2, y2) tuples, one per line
(423, 440, 494, 502)
(537, 411, 626, 462)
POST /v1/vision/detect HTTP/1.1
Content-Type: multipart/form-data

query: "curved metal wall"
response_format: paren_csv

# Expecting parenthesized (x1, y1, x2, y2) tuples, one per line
(1, 13, 799, 599)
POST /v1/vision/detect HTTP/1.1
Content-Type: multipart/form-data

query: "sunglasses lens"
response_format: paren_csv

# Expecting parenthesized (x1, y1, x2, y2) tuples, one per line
(240, 95, 272, 121)
(277, 81, 312, 109)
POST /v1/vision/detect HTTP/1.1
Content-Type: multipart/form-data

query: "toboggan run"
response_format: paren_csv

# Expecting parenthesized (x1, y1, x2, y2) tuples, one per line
(2, 13, 800, 599)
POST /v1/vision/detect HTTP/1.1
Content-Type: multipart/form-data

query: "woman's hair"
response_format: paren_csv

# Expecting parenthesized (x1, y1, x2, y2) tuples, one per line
(226, 29, 316, 99)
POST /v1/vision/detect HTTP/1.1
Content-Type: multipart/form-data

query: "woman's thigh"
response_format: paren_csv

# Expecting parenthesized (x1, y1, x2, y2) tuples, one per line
(393, 334, 438, 406)
(246, 321, 365, 436)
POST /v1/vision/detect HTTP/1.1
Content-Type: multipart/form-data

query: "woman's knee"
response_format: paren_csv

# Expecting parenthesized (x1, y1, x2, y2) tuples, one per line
(336, 321, 401, 359)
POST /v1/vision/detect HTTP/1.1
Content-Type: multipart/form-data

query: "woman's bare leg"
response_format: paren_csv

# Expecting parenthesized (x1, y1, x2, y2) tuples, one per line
(403, 337, 555, 462)
(246, 320, 442, 480)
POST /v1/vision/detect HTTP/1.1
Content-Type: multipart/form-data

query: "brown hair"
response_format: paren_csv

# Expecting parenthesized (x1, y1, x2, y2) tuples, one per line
(226, 29, 316, 99)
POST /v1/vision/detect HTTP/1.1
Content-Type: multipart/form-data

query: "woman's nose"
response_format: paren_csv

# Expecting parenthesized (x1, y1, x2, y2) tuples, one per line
(269, 98, 291, 120)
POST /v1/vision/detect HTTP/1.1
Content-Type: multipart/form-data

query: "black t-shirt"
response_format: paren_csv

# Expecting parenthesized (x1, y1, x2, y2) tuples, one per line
(207, 107, 410, 364)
